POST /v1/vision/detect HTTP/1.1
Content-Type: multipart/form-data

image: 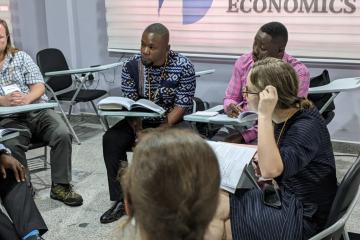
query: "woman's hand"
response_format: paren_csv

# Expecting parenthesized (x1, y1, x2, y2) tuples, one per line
(258, 85, 278, 118)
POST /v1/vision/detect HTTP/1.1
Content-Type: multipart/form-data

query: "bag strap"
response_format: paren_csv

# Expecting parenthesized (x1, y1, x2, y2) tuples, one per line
(138, 61, 145, 98)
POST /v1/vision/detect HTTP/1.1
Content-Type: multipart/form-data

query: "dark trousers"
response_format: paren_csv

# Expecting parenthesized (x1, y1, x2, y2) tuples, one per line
(103, 119, 193, 201)
(0, 170, 47, 239)
(102, 119, 160, 201)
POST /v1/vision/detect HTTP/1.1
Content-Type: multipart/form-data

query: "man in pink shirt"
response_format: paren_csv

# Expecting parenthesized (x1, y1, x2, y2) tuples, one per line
(219, 22, 310, 144)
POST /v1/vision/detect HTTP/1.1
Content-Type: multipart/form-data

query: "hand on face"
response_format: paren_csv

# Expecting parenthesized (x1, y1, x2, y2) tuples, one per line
(3, 91, 30, 106)
(258, 85, 278, 117)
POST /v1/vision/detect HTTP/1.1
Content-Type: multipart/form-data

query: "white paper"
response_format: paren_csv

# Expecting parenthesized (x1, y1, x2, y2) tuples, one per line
(192, 111, 219, 117)
(2, 84, 21, 95)
(207, 141, 257, 193)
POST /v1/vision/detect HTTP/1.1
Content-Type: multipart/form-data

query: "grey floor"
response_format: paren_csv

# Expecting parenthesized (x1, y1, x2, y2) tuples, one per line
(27, 115, 360, 240)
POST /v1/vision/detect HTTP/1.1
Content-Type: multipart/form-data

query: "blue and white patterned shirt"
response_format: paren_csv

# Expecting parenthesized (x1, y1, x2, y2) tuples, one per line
(121, 50, 196, 118)
(0, 51, 48, 103)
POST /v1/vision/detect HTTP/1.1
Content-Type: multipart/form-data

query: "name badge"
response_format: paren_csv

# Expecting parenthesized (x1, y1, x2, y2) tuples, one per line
(2, 84, 21, 95)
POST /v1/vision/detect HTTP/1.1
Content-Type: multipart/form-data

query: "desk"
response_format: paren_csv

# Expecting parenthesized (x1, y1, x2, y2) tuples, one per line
(0, 102, 58, 116)
(0, 102, 80, 145)
(309, 77, 360, 113)
(0, 102, 58, 143)
(44, 62, 124, 78)
(98, 110, 164, 130)
(44, 62, 124, 143)
(184, 104, 224, 123)
(195, 69, 215, 78)
(0, 132, 19, 142)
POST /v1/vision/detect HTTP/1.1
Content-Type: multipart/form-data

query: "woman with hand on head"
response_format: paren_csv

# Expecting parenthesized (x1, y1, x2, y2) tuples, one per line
(208, 57, 337, 240)
(117, 128, 221, 240)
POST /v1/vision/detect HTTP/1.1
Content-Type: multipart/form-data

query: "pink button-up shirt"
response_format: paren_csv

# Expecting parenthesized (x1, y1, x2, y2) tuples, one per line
(223, 52, 310, 143)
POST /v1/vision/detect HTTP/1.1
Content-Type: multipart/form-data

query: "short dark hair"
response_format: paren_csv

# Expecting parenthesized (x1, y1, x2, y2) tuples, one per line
(144, 23, 169, 38)
(260, 22, 288, 47)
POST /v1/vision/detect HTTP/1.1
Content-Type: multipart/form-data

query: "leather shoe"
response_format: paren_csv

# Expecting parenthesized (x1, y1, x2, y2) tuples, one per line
(100, 200, 125, 224)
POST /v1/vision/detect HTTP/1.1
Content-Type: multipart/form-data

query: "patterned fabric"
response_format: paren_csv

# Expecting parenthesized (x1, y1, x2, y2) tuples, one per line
(230, 107, 337, 240)
(121, 50, 196, 120)
(223, 52, 310, 143)
(0, 51, 48, 102)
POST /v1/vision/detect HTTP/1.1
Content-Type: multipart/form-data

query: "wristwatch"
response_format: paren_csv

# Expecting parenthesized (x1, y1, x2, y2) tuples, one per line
(0, 147, 11, 155)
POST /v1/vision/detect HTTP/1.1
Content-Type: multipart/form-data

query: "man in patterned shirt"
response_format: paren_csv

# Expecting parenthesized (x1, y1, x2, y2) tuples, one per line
(0, 19, 83, 206)
(215, 21, 310, 144)
(100, 23, 196, 224)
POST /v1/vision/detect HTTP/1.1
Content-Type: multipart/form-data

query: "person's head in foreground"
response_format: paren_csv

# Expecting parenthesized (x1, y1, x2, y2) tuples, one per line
(245, 57, 311, 117)
(252, 21, 288, 62)
(121, 128, 221, 240)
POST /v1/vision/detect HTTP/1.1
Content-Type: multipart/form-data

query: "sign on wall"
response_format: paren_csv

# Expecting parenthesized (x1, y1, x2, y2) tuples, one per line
(105, 0, 360, 59)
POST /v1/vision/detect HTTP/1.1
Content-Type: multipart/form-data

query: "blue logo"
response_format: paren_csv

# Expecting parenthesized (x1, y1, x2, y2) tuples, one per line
(158, 0, 213, 25)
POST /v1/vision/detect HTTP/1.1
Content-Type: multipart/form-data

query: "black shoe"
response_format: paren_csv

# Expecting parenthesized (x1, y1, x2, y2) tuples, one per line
(100, 200, 125, 224)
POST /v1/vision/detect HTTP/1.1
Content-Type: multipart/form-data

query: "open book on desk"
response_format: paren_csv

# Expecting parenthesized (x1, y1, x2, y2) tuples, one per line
(0, 128, 20, 142)
(207, 141, 257, 193)
(97, 97, 165, 115)
(208, 111, 257, 126)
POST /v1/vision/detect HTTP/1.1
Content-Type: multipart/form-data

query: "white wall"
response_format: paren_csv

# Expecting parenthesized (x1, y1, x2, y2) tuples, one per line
(9, 0, 360, 142)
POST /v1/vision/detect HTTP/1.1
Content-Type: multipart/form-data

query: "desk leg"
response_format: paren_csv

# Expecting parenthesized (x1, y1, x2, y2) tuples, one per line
(319, 92, 339, 114)
(57, 102, 81, 145)
(101, 116, 110, 131)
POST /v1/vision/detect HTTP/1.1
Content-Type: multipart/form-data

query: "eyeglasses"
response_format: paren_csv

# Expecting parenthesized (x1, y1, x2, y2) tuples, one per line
(242, 86, 259, 98)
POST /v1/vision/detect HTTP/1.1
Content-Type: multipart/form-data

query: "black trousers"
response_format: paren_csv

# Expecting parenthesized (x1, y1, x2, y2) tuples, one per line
(102, 119, 193, 201)
(102, 119, 160, 201)
(0, 170, 47, 239)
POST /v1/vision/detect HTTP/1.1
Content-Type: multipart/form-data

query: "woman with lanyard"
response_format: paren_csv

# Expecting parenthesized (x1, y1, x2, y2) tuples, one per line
(207, 57, 337, 240)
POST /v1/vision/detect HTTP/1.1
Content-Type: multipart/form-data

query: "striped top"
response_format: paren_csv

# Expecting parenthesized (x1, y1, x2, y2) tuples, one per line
(275, 107, 337, 230)
(230, 107, 337, 240)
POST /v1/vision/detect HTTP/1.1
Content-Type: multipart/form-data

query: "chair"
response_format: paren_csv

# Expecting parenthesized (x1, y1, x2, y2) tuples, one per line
(308, 70, 335, 125)
(309, 153, 360, 240)
(27, 139, 48, 173)
(36, 48, 108, 142)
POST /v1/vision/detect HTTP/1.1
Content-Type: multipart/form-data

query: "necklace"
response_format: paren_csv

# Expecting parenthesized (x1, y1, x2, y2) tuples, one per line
(147, 55, 168, 101)
(276, 109, 299, 145)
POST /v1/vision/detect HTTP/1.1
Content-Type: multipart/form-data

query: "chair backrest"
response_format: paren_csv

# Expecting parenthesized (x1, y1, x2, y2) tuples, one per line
(36, 48, 73, 92)
(308, 70, 336, 124)
(192, 97, 210, 137)
(324, 153, 360, 237)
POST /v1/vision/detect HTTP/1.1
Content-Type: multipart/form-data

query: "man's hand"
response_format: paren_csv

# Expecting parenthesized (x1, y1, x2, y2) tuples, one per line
(0, 91, 29, 106)
(224, 133, 244, 144)
(0, 154, 26, 182)
(225, 103, 242, 118)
